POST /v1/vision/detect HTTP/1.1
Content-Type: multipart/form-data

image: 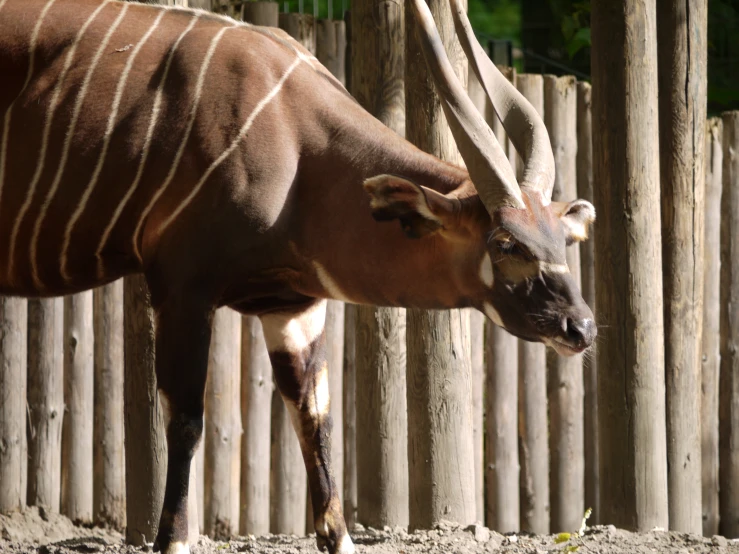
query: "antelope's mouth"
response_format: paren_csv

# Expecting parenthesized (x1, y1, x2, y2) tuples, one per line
(544, 337, 588, 357)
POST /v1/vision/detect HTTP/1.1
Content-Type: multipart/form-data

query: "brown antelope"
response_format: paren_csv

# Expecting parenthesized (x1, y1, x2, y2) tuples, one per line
(0, 0, 596, 551)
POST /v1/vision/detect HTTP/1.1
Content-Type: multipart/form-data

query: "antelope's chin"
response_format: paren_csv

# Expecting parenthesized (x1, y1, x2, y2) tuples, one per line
(544, 337, 587, 357)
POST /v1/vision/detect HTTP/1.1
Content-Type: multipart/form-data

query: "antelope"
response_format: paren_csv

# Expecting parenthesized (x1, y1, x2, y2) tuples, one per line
(0, 0, 596, 552)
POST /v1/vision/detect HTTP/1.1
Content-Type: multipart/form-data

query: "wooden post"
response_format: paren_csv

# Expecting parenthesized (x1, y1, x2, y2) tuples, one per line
(486, 324, 520, 533)
(270, 386, 307, 535)
(93, 282, 126, 529)
(469, 309, 485, 523)
(194, 433, 204, 533)
(316, 19, 346, 86)
(204, 308, 241, 539)
(544, 74, 584, 534)
(657, 0, 707, 534)
(123, 275, 166, 546)
(325, 301, 344, 503)
(0, 298, 27, 513)
(61, 292, 94, 523)
(279, 12, 316, 54)
(242, 1, 279, 26)
(406, 0, 475, 528)
(239, 316, 273, 535)
(342, 304, 357, 529)
(720, 111, 739, 539)
(576, 81, 598, 522)
(591, 0, 669, 530)
(27, 297, 64, 513)
(702, 117, 722, 537)
(350, 0, 409, 529)
(514, 73, 549, 535)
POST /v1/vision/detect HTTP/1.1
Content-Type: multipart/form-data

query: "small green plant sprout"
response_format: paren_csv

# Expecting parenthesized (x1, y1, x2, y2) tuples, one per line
(553, 508, 593, 552)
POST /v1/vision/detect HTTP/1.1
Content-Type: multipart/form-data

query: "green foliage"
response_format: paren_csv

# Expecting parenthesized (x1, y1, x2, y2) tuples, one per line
(552, 508, 592, 553)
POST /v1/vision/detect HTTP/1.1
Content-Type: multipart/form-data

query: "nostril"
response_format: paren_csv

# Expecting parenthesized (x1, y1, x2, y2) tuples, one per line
(566, 317, 595, 346)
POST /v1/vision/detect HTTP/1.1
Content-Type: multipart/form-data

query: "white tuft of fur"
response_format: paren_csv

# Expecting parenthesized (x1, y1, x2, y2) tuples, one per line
(483, 302, 504, 328)
(261, 301, 327, 354)
(163, 541, 190, 554)
(338, 534, 356, 554)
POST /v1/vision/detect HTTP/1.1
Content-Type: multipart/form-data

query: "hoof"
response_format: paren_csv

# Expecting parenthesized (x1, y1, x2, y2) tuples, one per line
(154, 539, 190, 554)
(316, 532, 355, 554)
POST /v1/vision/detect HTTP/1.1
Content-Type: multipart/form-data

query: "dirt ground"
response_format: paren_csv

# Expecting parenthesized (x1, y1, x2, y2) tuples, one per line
(2, 507, 738, 554)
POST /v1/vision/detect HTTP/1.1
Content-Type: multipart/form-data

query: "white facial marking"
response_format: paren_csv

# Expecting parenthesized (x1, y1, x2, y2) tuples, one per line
(313, 364, 330, 418)
(7, 0, 111, 285)
(338, 534, 356, 554)
(539, 262, 569, 274)
(163, 541, 190, 554)
(483, 302, 504, 328)
(314, 261, 352, 302)
(155, 54, 303, 236)
(261, 301, 327, 354)
(480, 253, 494, 288)
(95, 13, 201, 276)
(0, 0, 57, 216)
(60, 8, 166, 282)
(131, 23, 236, 260)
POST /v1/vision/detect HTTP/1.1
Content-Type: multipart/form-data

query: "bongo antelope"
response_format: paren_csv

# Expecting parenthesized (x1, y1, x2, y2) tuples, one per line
(0, 0, 596, 552)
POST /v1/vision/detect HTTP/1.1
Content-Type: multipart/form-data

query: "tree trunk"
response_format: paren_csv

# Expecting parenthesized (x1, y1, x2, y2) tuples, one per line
(514, 73, 549, 535)
(325, 301, 344, 504)
(93, 282, 126, 529)
(486, 324, 519, 533)
(591, 0, 669, 530)
(62, 292, 94, 523)
(720, 111, 739, 539)
(702, 117, 722, 537)
(405, 0, 475, 530)
(123, 275, 166, 546)
(657, 0, 707, 534)
(204, 308, 241, 539)
(576, 81, 598, 523)
(0, 298, 27, 513)
(242, 1, 279, 27)
(350, 0, 409, 529)
(279, 13, 316, 54)
(27, 297, 64, 513)
(342, 305, 357, 529)
(544, 74, 584, 534)
(240, 316, 272, 535)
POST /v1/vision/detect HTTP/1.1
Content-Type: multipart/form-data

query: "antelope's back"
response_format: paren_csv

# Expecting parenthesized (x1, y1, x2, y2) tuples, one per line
(0, 0, 320, 298)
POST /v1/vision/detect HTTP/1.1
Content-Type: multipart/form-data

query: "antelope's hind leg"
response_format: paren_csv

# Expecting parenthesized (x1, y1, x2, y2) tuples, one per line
(261, 301, 354, 554)
(152, 294, 213, 554)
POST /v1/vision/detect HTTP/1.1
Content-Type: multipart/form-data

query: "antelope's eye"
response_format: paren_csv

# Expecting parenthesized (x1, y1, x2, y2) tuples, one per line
(497, 240, 529, 259)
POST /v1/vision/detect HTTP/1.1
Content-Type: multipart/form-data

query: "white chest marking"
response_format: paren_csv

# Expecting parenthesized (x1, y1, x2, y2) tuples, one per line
(261, 301, 327, 354)
(314, 261, 352, 302)
(480, 253, 494, 288)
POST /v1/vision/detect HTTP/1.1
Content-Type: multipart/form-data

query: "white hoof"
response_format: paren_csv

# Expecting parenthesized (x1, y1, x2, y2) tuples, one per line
(163, 541, 190, 554)
(338, 534, 355, 554)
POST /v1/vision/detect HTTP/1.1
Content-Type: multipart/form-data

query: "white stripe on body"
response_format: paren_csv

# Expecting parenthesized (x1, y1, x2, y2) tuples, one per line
(28, 2, 129, 289)
(94, 13, 201, 279)
(59, 9, 167, 282)
(130, 23, 236, 262)
(5, 0, 112, 286)
(0, 0, 58, 224)
(154, 54, 303, 237)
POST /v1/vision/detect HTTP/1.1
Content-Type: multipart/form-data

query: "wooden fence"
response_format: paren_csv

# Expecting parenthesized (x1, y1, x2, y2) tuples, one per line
(0, 0, 736, 544)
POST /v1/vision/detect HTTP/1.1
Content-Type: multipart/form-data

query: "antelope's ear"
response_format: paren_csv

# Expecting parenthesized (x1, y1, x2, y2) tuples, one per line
(363, 174, 456, 239)
(553, 199, 596, 245)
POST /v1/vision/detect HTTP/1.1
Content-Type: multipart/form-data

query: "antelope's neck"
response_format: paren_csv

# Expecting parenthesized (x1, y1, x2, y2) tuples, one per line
(291, 104, 484, 310)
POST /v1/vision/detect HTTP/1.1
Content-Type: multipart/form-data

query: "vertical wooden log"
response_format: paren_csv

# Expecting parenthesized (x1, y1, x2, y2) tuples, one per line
(270, 386, 307, 535)
(405, 0, 476, 530)
(657, 0, 707, 534)
(350, 0, 409, 529)
(544, 74, 584, 534)
(242, 1, 279, 26)
(342, 305, 357, 529)
(123, 276, 166, 546)
(316, 19, 347, 86)
(240, 316, 272, 536)
(486, 324, 520, 533)
(0, 298, 27, 513)
(204, 308, 241, 539)
(93, 282, 125, 529)
(702, 117, 722, 537)
(62, 292, 94, 523)
(230, 326, 242, 533)
(576, 81, 598, 523)
(720, 111, 739, 539)
(469, 310, 485, 523)
(194, 434, 204, 533)
(591, 0, 669, 530)
(279, 12, 316, 54)
(27, 297, 64, 513)
(514, 74, 549, 535)
(325, 301, 344, 504)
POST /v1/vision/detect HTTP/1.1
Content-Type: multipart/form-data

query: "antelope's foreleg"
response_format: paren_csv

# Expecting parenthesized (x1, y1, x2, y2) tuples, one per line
(261, 301, 354, 554)
(152, 295, 213, 554)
